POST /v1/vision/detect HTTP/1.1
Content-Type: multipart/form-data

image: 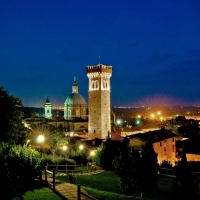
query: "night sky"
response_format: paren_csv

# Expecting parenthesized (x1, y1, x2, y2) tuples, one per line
(1, 0, 200, 107)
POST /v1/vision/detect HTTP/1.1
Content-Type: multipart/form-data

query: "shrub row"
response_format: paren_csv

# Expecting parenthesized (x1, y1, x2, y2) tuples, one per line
(0, 143, 42, 200)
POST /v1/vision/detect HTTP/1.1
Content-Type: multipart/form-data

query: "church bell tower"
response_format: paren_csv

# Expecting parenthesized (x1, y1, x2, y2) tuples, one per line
(44, 97, 52, 119)
(86, 64, 112, 139)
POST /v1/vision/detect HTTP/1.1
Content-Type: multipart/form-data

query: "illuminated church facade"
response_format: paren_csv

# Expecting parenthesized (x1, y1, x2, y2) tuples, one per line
(44, 63, 112, 140)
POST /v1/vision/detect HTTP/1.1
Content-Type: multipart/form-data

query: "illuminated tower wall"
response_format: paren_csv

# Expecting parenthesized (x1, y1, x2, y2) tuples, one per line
(86, 64, 112, 139)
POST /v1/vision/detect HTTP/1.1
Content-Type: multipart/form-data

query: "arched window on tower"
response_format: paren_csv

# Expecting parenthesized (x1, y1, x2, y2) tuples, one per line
(96, 80, 99, 89)
(92, 81, 94, 89)
(106, 81, 108, 89)
(103, 80, 105, 88)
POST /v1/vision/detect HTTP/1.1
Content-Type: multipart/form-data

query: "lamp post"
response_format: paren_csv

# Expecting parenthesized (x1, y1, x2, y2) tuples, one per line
(38, 135, 44, 158)
(63, 145, 67, 161)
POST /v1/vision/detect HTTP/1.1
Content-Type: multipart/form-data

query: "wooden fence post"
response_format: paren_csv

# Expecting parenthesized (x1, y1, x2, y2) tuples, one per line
(87, 163, 88, 174)
(77, 184, 81, 200)
(45, 166, 47, 184)
(53, 168, 55, 192)
(56, 163, 58, 173)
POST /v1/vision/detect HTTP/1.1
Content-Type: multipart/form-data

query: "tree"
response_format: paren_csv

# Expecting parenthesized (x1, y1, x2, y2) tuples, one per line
(165, 119, 178, 135)
(0, 86, 24, 143)
(171, 143, 200, 199)
(137, 142, 158, 197)
(113, 137, 140, 194)
(49, 128, 68, 161)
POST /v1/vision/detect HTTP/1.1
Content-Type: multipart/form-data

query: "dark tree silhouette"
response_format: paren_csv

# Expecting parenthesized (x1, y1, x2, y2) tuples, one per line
(171, 143, 200, 200)
(113, 137, 140, 194)
(0, 86, 24, 143)
(138, 142, 158, 197)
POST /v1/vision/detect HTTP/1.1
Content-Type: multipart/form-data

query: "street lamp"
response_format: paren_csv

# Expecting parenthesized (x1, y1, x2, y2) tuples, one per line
(79, 144, 84, 150)
(90, 150, 95, 156)
(37, 135, 44, 157)
(117, 119, 121, 126)
(63, 145, 67, 161)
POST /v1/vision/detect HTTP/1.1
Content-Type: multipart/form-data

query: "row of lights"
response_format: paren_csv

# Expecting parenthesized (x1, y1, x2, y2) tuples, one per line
(36, 135, 95, 156)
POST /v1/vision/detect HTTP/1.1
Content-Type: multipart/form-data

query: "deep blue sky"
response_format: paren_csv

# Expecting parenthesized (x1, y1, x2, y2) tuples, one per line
(1, 0, 200, 107)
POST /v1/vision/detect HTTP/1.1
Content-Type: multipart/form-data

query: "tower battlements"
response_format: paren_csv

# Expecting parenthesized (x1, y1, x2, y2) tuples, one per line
(86, 64, 112, 74)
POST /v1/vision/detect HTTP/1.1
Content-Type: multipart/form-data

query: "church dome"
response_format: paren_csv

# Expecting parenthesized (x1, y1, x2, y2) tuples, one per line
(64, 93, 86, 105)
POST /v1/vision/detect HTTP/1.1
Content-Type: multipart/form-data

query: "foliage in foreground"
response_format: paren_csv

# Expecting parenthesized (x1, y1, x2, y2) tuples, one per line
(82, 186, 146, 200)
(23, 187, 63, 200)
(92, 138, 120, 170)
(171, 144, 200, 200)
(0, 86, 24, 143)
(0, 143, 42, 200)
(113, 138, 158, 195)
(113, 137, 140, 194)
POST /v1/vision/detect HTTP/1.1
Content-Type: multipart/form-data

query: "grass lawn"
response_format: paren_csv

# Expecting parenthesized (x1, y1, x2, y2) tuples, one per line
(23, 187, 64, 200)
(56, 171, 176, 200)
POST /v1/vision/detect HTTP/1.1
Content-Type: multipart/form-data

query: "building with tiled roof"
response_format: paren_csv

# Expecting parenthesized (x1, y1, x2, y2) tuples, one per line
(128, 128, 177, 165)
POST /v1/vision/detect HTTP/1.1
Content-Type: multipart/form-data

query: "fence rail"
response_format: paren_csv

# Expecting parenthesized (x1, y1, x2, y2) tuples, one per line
(159, 167, 200, 176)
(46, 162, 96, 174)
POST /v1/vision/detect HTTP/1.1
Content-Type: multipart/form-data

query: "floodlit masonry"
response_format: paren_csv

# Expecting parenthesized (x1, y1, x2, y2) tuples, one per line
(86, 63, 112, 139)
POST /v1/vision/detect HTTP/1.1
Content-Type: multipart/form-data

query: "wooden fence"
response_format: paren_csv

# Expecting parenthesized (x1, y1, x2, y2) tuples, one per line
(159, 167, 200, 176)
(44, 163, 97, 198)
(46, 162, 96, 174)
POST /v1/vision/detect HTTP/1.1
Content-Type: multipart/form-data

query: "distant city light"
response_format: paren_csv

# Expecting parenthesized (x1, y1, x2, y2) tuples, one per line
(151, 114, 155, 118)
(79, 145, 84, 150)
(136, 120, 140, 125)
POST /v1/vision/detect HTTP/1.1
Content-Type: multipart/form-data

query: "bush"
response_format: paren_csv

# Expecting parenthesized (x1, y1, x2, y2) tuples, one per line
(92, 139, 120, 170)
(0, 142, 42, 200)
(69, 149, 87, 165)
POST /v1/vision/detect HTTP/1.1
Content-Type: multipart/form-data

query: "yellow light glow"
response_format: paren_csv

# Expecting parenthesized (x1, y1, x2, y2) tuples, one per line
(151, 114, 155, 118)
(90, 151, 95, 156)
(157, 112, 161, 115)
(63, 145, 67, 151)
(138, 115, 141, 118)
(38, 135, 44, 142)
(79, 145, 84, 150)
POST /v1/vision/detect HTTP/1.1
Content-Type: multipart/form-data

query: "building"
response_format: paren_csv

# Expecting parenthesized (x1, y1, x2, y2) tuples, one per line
(64, 77, 87, 120)
(44, 98, 52, 118)
(128, 129, 177, 165)
(86, 64, 112, 139)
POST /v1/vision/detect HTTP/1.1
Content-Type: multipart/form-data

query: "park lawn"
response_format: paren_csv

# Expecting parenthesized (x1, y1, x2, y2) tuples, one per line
(23, 187, 64, 200)
(56, 171, 175, 200)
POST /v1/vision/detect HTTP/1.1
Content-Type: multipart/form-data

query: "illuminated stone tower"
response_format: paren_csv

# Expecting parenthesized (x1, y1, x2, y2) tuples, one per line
(86, 64, 112, 139)
(44, 98, 52, 118)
